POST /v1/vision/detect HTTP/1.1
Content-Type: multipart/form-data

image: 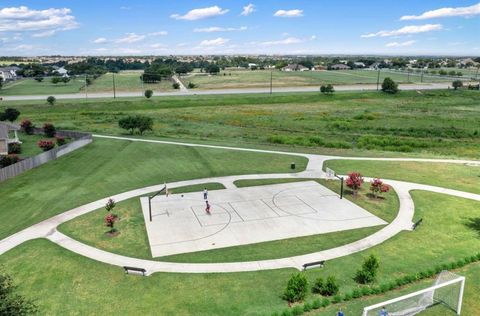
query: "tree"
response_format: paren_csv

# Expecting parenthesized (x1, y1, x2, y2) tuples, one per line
(46, 96, 56, 105)
(381, 77, 398, 94)
(118, 115, 153, 135)
(61, 76, 71, 85)
(144, 89, 153, 99)
(34, 76, 44, 82)
(20, 119, 35, 135)
(137, 116, 153, 135)
(172, 82, 180, 89)
(104, 213, 117, 233)
(283, 273, 308, 303)
(452, 80, 463, 90)
(187, 82, 196, 89)
(320, 84, 335, 94)
(345, 172, 364, 196)
(370, 178, 390, 198)
(206, 64, 220, 75)
(312, 276, 339, 296)
(105, 198, 116, 212)
(0, 108, 20, 122)
(355, 254, 380, 284)
(0, 269, 38, 315)
(51, 77, 62, 85)
(43, 123, 56, 137)
(0, 77, 3, 89)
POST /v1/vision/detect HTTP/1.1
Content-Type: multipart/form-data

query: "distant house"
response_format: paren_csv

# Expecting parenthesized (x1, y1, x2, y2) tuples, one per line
(0, 122, 21, 155)
(0, 66, 20, 81)
(369, 62, 380, 70)
(248, 63, 258, 69)
(330, 64, 351, 70)
(52, 66, 69, 77)
(281, 64, 309, 72)
(354, 62, 365, 68)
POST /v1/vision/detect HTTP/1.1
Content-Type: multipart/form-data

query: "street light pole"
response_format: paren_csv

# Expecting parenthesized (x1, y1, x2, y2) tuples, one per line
(84, 74, 88, 100)
(376, 69, 380, 91)
(270, 70, 273, 94)
(112, 73, 116, 99)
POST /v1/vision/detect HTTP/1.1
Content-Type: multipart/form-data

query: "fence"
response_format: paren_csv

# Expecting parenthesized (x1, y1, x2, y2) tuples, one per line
(0, 128, 92, 183)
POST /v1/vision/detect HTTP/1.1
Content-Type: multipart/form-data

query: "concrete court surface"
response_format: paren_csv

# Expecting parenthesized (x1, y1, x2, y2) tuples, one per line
(141, 181, 386, 258)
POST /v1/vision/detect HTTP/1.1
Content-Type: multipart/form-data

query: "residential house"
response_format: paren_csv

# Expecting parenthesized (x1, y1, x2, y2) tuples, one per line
(330, 64, 351, 70)
(281, 64, 309, 72)
(0, 122, 21, 156)
(0, 66, 20, 81)
(354, 62, 366, 68)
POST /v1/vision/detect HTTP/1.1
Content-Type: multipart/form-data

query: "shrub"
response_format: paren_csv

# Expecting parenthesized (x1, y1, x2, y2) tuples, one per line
(172, 82, 180, 89)
(313, 276, 339, 296)
(8, 142, 21, 154)
(118, 115, 153, 135)
(280, 309, 292, 316)
(332, 295, 342, 304)
(303, 302, 312, 312)
(0, 108, 20, 122)
(312, 277, 324, 294)
(321, 298, 330, 307)
(311, 298, 322, 309)
(55, 136, 66, 146)
(452, 80, 463, 90)
(381, 77, 398, 94)
(346, 172, 364, 196)
(355, 254, 380, 284)
(105, 198, 116, 212)
(104, 213, 117, 233)
(37, 140, 55, 151)
(0, 269, 38, 314)
(20, 119, 35, 135)
(144, 89, 153, 98)
(370, 178, 390, 198)
(43, 123, 56, 137)
(283, 273, 308, 303)
(46, 96, 56, 105)
(320, 84, 334, 94)
(0, 154, 20, 168)
(291, 305, 304, 316)
(187, 82, 196, 89)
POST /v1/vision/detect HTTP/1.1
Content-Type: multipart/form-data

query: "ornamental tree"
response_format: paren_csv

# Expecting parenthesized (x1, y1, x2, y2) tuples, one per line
(105, 198, 116, 212)
(37, 140, 55, 151)
(370, 178, 390, 198)
(20, 119, 35, 135)
(43, 123, 56, 137)
(452, 80, 463, 90)
(104, 213, 117, 233)
(381, 77, 398, 94)
(346, 172, 364, 196)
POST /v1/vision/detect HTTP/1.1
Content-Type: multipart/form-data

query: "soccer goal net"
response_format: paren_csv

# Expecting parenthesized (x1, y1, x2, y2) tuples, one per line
(362, 271, 465, 316)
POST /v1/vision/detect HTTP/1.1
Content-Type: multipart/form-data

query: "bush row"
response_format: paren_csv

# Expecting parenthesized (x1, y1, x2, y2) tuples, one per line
(271, 252, 480, 316)
(267, 135, 352, 149)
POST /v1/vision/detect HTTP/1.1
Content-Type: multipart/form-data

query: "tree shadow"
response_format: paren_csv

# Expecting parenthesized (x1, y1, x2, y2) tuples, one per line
(464, 217, 480, 237)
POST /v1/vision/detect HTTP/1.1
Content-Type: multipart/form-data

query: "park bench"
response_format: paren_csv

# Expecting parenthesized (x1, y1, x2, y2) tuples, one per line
(412, 218, 423, 230)
(302, 260, 325, 271)
(123, 266, 147, 276)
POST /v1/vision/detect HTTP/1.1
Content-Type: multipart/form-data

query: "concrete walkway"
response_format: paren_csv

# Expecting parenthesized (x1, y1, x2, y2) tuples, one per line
(172, 75, 188, 92)
(0, 135, 479, 274)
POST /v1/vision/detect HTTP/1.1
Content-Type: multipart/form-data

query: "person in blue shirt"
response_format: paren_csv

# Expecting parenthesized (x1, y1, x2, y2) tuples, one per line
(379, 307, 388, 316)
(336, 309, 344, 316)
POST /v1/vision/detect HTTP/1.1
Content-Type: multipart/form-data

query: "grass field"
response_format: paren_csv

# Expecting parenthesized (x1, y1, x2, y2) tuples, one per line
(0, 77, 85, 95)
(2, 90, 479, 158)
(324, 160, 480, 194)
(2, 190, 479, 315)
(0, 138, 307, 241)
(58, 178, 398, 262)
(181, 69, 454, 90)
(85, 71, 174, 93)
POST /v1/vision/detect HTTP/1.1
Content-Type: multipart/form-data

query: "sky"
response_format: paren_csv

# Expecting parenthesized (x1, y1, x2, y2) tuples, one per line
(0, 0, 479, 56)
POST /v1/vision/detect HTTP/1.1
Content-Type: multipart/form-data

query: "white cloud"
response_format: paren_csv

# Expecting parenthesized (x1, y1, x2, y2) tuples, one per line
(0, 6, 78, 32)
(171, 6, 229, 21)
(385, 40, 416, 47)
(310, 35, 317, 40)
(273, 9, 303, 18)
(93, 37, 108, 44)
(149, 31, 168, 36)
(194, 26, 247, 32)
(400, 3, 480, 20)
(260, 37, 302, 46)
(150, 43, 166, 48)
(241, 4, 255, 16)
(31, 30, 56, 38)
(199, 37, 230, 46)
(361, 24, 442, 38)
(12, 44, 34, 50)
(120, 6, 131, 10)
(116, 33, 146, 43)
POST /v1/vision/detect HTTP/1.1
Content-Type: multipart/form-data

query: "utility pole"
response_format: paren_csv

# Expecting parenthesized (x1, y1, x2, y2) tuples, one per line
(376, 69, 380, 91)
(407, 69, 410, 83)
(270, 71, 273, 94)
(421, 69, 424, 83)
(112, 73, 116, 99)
(141, 74, 144, 97)
(84, 74, 88, 100)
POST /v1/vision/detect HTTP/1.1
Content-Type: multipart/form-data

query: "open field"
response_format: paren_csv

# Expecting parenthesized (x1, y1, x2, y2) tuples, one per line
(181, 69, 456, 90)
(325, 160, 480, 194)
(85, 71, 174, 93)
(0, 77, 86, 95)
(2, 90, 479, 158)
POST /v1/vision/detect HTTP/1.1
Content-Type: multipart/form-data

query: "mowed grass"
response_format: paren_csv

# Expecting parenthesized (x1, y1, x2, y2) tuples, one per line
(0, 138, 307, 240)
(86, 71, 174, 93)
(3, 90, 480, 158)
(2, 191, 479, 315)
(324, 160, 480, 194)
(59, 178, 397, 262)
(182, 69, 452, 90)
(0, 77, 85, 95)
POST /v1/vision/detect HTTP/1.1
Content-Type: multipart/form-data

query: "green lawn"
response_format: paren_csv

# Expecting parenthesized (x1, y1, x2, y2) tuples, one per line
(3, 90, 480, 159)
(2, 191, 479, 315)
(0, 77, 85, 96)
(86, 71, 174, 93)
(0, 138, 307, 241)
(324, 160, 480, 194)
(181, 69, 452, 90)
(58, 178, 397, 262)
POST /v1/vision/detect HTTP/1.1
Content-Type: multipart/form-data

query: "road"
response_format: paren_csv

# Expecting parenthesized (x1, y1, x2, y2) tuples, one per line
(0, 82, 452, 101)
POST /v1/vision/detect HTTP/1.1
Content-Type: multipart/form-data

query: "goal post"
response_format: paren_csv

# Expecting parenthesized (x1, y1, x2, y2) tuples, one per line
(362, 271, 465, 316)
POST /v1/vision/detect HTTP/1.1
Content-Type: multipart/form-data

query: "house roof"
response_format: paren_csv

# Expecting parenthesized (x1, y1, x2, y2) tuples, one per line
(0, 124, 8, 139)
(282, 64, 308, 71)
(0, 122, 20, 132)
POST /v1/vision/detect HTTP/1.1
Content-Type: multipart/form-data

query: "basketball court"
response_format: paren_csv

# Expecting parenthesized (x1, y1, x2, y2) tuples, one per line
(140, 181, 386, 258)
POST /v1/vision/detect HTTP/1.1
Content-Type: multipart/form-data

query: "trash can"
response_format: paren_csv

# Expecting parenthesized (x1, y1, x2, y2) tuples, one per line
(291, 162, 295, 170)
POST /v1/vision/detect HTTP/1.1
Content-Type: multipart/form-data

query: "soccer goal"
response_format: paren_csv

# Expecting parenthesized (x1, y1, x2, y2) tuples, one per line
(362, 271, 465, 316)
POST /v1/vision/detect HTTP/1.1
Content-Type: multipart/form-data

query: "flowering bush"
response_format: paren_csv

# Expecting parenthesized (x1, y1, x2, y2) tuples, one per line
(0, 154, 20, 168)
(345, 172, 364, 196)
(37, 140, 55, 151)
(8, 142, 21, 154)
(55, 136, 66, 146)
(370, 178, 390, 198)
(104, 213, 117, 233)
(20, 119, 35, 135)
(43, 123, 56, 137)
